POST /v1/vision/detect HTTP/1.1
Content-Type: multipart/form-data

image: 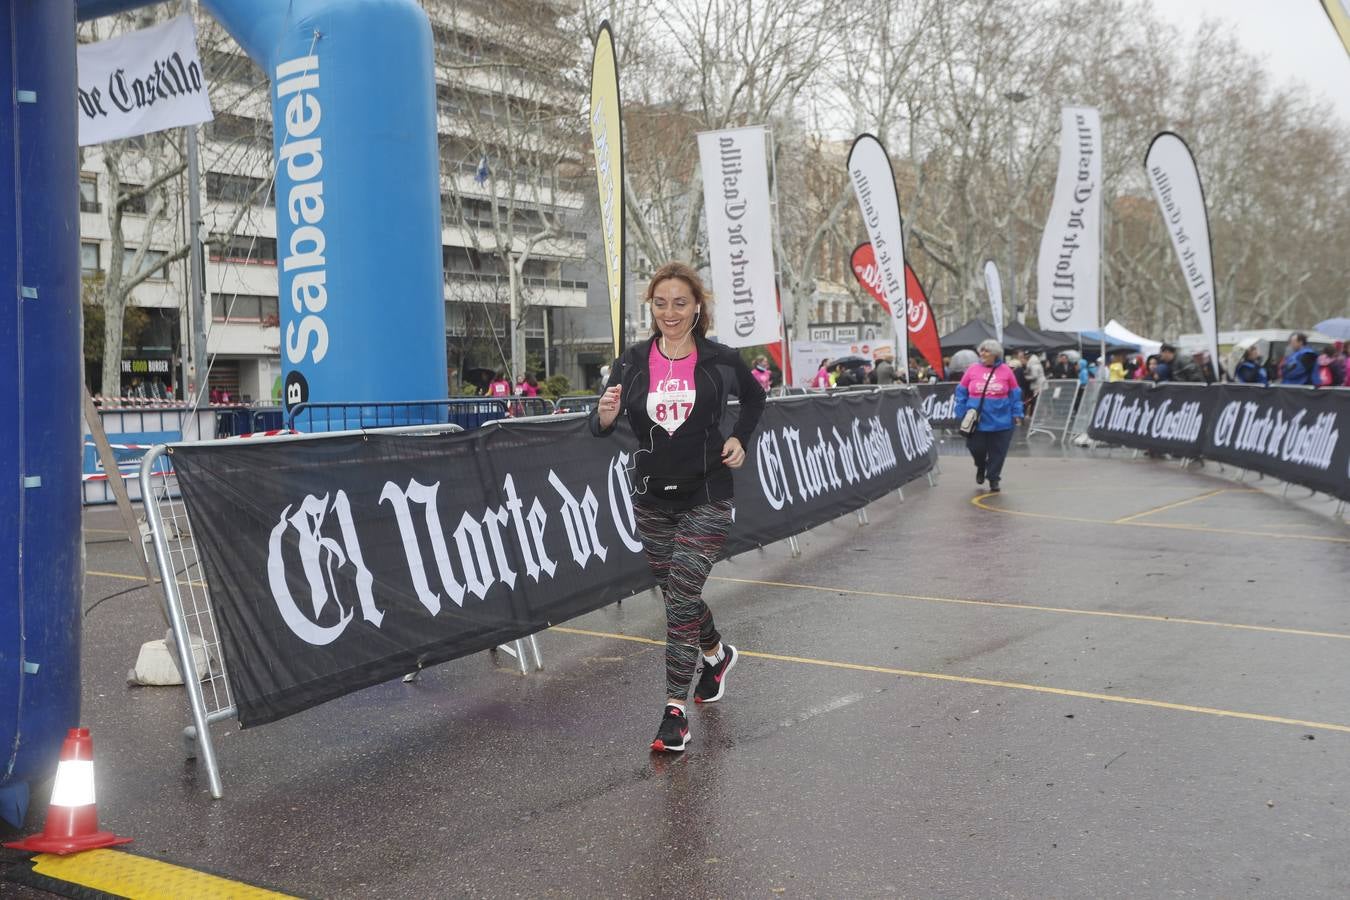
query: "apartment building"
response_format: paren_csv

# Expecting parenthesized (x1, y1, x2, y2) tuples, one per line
(78, 2, 604, 402)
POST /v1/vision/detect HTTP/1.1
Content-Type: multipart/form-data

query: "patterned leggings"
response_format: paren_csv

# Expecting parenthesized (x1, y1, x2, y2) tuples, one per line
(633, 499, 734, 700)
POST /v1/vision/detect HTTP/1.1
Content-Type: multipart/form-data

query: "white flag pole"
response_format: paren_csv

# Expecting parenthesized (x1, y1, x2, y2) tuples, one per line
(1098, 119, 1106, 369)
(767, 127, 793, 387)
(182, 0, 207, 409)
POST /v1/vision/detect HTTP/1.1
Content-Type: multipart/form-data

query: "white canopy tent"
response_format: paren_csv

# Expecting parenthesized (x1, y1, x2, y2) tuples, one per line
(1103, 319, 1162, 357)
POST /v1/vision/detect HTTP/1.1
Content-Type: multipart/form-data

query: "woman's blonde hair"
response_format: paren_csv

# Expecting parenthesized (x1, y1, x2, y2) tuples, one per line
(646, 262, 711, 339)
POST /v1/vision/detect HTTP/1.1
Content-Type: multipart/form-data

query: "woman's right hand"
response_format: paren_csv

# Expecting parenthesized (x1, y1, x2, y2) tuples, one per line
(598, 385, 622, 428)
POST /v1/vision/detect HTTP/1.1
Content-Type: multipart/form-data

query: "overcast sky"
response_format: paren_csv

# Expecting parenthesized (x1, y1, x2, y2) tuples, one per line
(1152, 0, 1350, 127)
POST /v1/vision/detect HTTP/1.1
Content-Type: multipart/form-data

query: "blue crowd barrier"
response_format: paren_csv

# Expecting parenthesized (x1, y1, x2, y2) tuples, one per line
(554, 394, 600, 414)
(286, 398, 502, 432)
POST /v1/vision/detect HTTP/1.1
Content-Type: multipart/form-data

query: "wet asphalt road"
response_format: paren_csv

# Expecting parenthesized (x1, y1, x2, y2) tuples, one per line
(6, 444, 1350, 898)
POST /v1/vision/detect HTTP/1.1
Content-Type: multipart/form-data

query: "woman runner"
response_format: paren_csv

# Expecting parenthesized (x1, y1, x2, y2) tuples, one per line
(590, 262, 767, 752)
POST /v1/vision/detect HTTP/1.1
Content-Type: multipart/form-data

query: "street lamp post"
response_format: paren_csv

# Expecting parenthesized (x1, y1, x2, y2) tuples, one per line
(1003, 89, 1030, 324)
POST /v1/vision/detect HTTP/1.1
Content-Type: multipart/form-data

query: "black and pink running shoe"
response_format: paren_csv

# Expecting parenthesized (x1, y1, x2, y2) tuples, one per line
(651, 705, 690, 752)
(693, 644, 738, 704)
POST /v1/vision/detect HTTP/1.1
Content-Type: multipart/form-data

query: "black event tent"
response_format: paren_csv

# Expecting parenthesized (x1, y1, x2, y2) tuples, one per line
(938, 318, 1040, 352)
(1002, 320, 1077, 352)
(1003, 320, 1138, 357)
(939, 318, 1137, 357)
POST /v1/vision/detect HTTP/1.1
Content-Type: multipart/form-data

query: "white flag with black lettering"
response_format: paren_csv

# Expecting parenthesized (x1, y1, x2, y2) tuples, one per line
(847, 134, 909, 376)
(984, 259, 1004, 341)
(76, 14, 214, 147)
(1036, 106, 1101, 332)
(1145, 132, 1220, 375)
(697, 126, 779, 348)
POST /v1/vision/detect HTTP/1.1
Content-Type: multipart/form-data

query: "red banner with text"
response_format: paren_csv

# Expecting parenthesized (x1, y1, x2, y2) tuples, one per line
(850, 243, 943, 379)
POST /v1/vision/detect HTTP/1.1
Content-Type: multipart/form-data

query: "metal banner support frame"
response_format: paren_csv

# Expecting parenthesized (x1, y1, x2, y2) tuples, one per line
(1027, 379, 1081, 444)
(1066, 379, 1105, 448)
(139, 422, 520, 800)
(144, 396, 940, 799)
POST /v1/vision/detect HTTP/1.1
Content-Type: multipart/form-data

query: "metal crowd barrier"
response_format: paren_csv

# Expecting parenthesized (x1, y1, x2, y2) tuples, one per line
(1027, 378, 1081, 443)
(285, 397, 563, 432)
(554, 394, 600, 414)
(1066, 380, 1105, 445)
(141, 388, 948, 799)
(1181, 382, 1346, 515)
(138, 421, 560, 800)
(209, 404, 287, 438)
(81, 403, 215, 505)
(250, 406, 285, 433)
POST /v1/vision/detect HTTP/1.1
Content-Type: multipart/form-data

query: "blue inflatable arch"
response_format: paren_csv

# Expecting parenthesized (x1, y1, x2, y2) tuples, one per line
(1, 0, 446, 824)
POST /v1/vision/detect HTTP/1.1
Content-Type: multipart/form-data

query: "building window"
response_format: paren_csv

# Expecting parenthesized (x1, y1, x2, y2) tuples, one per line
(213, 293, 279, 323)
(81, 242, 101, 275)
(206, 172, 273, 207)
(123, 248, 169, 279)
(200, 49, 265, 86)
(79, 175, 100, 213)
(206, 113, 271, 146)
(209, 233, 277, 265)
(118, 184, 149, 215)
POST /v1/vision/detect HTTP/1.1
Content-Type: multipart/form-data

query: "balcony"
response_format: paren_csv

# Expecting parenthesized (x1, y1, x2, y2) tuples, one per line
(443, 270, 587, 308)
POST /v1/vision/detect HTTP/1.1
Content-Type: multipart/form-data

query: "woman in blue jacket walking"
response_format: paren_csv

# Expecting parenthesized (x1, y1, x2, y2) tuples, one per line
(954, 340, 1025, 493)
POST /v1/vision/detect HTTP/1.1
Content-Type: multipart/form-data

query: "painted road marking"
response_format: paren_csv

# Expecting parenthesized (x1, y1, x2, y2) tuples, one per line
(89, 557, 1350, 644)
(550, 626, 1350, 736)
(971, 493, 1350, 544)
(30, 849, 295, 899)
(87, 569, 208, 589)
(1113, 487, 1231, 523)
(707, 575, 1350, 642)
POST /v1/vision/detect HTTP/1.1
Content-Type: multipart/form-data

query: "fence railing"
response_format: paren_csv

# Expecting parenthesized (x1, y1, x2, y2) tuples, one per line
(139, 389, 941, 798)
(1027, 379, 1081, 443)
(213, 405, 286, 438)
(140, 422, 492, 800)
(81, 404, 216, 505)
(285, 396, 557, 432)
(553, 394, 599, 414)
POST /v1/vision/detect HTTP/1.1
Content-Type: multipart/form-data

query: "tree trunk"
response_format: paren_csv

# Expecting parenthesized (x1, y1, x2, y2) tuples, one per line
(507, 261, 523, 382)
(100, 287, 126, 398)
(102, 155, 126, 398)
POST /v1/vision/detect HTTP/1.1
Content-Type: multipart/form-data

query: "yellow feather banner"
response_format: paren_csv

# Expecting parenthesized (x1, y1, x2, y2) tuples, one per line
(589, 22, 625, 359)
(1321, 0, 1350, 56)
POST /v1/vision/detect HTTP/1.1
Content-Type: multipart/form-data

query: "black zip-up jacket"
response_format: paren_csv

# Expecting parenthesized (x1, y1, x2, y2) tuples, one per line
(589, 333, 767, 509)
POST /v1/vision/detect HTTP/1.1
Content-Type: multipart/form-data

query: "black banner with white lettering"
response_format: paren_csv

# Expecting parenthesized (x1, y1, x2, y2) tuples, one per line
(1087, 382, 1214, 456)
(1205, 385, 1349, 501)
(172, 389, 937, 726)
(1088, 382, 1349, 501)
(914, 383, 959, 429)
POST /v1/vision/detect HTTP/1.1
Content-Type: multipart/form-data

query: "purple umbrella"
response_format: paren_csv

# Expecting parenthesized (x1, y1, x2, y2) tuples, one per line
(1314, 318, 1350, 340)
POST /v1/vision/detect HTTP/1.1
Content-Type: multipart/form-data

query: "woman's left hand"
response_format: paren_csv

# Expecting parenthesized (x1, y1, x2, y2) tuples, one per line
(721, 436, 746, 468)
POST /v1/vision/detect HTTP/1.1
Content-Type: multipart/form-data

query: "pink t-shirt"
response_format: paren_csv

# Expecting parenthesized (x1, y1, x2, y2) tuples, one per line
(488, 379, 511, 397)
(648, 342, 698, 434)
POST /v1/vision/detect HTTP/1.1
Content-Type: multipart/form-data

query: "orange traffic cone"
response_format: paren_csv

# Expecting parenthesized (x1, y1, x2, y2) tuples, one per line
(4, 727, 132, 854)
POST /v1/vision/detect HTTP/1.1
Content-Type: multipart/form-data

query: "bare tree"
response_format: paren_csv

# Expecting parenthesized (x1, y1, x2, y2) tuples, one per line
(79, 9, 274, 397)
(578, 0, 849, 342)
(429, 0, 589, 381)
